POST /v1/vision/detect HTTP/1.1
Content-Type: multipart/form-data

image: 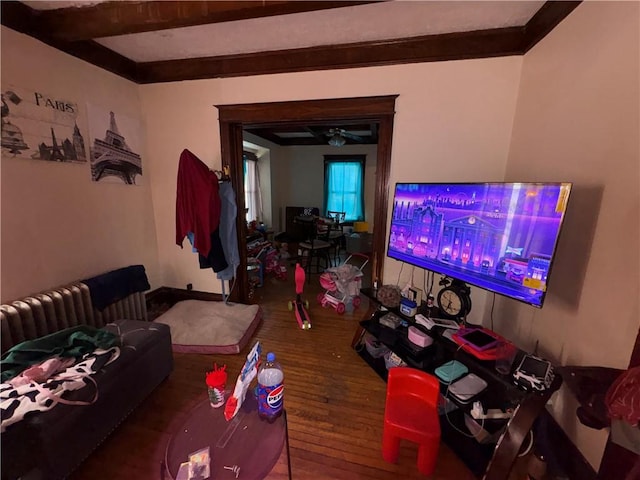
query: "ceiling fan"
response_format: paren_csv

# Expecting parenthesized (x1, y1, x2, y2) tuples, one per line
(325, 128, 364, 147)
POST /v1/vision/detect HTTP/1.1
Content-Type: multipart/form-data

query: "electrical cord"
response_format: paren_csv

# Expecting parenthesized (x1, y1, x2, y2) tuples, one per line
(442, 344, 485, 438)
(490, 292, 496, 331)
(396, 262, 405, 288)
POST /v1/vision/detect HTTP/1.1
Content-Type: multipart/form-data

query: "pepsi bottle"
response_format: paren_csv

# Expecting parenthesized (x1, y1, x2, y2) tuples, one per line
(257, 352, 284, 422)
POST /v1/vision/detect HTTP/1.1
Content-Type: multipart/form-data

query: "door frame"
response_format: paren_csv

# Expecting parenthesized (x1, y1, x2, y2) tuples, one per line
(216, 95, 398, 304)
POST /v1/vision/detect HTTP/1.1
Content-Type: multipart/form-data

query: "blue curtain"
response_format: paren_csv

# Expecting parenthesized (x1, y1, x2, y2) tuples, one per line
(325, 161, 364, 221)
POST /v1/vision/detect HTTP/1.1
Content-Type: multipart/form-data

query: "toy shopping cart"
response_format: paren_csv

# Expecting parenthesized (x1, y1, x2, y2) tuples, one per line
(317, 253, 369, 314)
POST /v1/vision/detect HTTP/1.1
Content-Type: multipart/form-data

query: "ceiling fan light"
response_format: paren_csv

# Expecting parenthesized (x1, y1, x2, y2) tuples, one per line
(328, 133, 346, 147)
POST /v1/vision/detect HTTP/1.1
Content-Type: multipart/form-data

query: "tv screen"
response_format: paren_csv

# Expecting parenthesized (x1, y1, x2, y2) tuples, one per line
(387, 182, 572, 308)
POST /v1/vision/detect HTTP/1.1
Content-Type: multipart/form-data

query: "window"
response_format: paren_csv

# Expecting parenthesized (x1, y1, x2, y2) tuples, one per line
(243, 151, 262, 223)
(324, 155, 365, 222)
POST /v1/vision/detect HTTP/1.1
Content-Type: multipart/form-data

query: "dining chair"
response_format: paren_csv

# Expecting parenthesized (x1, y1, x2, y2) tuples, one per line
(326, 211, 346, 265)
(297, 217, 332, 282)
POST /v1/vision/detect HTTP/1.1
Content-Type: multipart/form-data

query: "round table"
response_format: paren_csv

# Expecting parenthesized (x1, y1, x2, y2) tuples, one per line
(165, 394, 286, 479)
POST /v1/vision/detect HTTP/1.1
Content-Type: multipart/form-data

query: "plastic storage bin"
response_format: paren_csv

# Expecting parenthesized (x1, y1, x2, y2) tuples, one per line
(346, 233, 373, 254)
(364, 334, 389, 358)
(384, 351, 407, 369)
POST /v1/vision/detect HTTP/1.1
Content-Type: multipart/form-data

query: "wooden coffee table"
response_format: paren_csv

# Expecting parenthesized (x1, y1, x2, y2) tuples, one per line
(164, 393, 290, 479)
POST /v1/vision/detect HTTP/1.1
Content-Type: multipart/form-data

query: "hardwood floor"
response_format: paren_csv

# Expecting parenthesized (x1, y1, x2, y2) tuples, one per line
(70, 257, 478, 480)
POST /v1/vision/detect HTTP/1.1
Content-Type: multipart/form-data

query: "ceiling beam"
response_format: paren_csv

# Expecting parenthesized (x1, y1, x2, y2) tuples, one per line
(522, 1, 582, 51)
(1, 0, 582, 84)
(137, 27, 525, 83)
(37, 1, 382, 42)
(0, 1, 139, 81)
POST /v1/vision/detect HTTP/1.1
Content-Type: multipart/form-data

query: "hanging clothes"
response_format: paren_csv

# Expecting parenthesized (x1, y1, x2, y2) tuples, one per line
(216, 181, 240, 281)
(176, 149, 228, 272)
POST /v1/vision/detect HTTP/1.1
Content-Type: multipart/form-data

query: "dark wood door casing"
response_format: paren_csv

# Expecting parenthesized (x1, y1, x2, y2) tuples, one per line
(216, 95, 397, 304)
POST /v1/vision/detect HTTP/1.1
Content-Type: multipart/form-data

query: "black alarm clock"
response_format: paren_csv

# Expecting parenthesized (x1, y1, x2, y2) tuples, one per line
(436, 278, 472, 320)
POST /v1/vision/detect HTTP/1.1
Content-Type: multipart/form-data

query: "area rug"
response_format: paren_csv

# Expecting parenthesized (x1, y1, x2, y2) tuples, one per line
(154, 300, 262, 354)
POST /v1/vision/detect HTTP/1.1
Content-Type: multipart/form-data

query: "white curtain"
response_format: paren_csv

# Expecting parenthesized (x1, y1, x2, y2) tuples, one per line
(244, 158, 263, 223)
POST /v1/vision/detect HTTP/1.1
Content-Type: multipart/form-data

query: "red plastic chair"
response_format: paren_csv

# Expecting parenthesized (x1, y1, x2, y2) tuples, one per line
(382, 367, 441, 476)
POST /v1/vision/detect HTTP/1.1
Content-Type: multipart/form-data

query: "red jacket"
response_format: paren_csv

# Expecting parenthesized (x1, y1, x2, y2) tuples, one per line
(176, 149, 221, 257)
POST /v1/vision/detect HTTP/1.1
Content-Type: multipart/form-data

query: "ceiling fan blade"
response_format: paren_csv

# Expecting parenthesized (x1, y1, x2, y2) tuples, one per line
(340, 131, 364, 143)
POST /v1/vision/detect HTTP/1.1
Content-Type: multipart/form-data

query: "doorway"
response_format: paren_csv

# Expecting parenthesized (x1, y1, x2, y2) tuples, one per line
(216, 96, 397, 304)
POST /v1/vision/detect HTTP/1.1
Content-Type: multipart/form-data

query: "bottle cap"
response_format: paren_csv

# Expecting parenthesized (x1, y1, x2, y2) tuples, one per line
(267, 352, 275, 362)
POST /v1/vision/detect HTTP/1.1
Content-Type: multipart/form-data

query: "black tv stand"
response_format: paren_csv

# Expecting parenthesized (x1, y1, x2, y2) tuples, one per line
(351, 287, 562, 480)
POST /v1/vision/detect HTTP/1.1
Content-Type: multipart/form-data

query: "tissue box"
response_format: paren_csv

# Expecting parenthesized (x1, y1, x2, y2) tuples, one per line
(408, 326, 433, 348)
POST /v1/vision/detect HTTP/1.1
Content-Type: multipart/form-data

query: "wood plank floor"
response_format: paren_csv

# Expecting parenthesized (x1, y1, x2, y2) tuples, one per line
(70, 258, 478, 480)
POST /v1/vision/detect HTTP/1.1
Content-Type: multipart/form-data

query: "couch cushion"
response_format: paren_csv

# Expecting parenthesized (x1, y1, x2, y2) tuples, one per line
(1, 319, 173, 479)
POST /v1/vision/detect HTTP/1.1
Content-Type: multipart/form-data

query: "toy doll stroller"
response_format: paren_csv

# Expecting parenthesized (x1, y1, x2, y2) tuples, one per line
(264, 247, 287, 281)
(317, 253, 369, 314)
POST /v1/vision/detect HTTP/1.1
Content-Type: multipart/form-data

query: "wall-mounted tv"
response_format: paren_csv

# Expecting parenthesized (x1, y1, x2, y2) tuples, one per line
(387, 182, 572, 308)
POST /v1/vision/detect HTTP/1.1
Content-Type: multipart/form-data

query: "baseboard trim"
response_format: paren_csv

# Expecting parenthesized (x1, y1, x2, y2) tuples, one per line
(535, 408, 597, 480)
(146, 286, 224, 307)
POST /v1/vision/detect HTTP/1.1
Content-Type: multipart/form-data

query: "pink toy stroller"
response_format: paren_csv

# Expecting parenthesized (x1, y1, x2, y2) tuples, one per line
(264, 248, 287, 281)
(317, 253, 369, 314)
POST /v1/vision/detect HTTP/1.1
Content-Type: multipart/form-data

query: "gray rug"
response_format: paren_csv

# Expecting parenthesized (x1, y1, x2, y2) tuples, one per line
(154, 300, 262, 354)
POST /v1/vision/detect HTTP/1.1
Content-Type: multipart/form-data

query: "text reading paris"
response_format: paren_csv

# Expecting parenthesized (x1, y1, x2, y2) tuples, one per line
(34, 92, 75, 114)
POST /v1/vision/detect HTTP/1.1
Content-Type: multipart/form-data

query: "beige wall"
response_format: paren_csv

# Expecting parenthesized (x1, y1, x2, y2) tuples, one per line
(281, 144, 377, 227)
(494, 1, 640, 469)
(0, 27, 160, 302)
(140, 58, 522, 295)
(4, 3, 634, 470)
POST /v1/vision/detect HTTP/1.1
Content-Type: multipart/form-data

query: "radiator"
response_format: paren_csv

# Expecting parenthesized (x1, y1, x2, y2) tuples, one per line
(1, 282, 147, 354)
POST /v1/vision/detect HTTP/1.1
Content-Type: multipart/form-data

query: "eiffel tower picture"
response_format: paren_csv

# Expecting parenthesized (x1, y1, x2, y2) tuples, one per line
(89, 110, 142, 185)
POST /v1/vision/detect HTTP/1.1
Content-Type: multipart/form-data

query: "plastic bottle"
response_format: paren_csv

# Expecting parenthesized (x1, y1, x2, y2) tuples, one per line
(257, 352, 284, 422)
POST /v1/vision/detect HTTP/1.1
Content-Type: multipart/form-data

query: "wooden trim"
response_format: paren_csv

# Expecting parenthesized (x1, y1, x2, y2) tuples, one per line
(222, 121, 247, 304)
(217, 96, 398, 124)
(629, 327, 640, 368)
(146, 286, 223, 306)
(598, 326, 640, 478)
(217, 96, 396, 304)
(522, 1, 582, 52)
(371, 114, 394, 285)
(37, 1, 380, 42)
(536, 408, 597, 480)
(137, 27, 524, 83)
(3, 1, 580, 84)
(323, 154, 367, 163)
(0, 2, 139, 82)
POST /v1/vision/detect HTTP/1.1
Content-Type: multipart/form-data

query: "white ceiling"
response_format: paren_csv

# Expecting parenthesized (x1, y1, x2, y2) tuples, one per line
(21, 1, 545, 63)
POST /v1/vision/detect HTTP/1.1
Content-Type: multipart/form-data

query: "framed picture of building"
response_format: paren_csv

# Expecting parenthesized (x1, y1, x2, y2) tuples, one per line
(87, 104, 143, 185)
(1, 86, 87, 163)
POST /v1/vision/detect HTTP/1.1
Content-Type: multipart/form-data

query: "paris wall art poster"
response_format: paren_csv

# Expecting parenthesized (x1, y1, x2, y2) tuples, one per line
(1, 86, 87, 163)
(87, 103, 143, 185)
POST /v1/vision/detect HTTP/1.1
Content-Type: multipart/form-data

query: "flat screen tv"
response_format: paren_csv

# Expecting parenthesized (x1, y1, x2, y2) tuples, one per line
(387, 182, 572, 308)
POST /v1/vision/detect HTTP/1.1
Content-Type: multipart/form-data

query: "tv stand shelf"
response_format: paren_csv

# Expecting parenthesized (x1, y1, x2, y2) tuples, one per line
(353, 288, 562, 480)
